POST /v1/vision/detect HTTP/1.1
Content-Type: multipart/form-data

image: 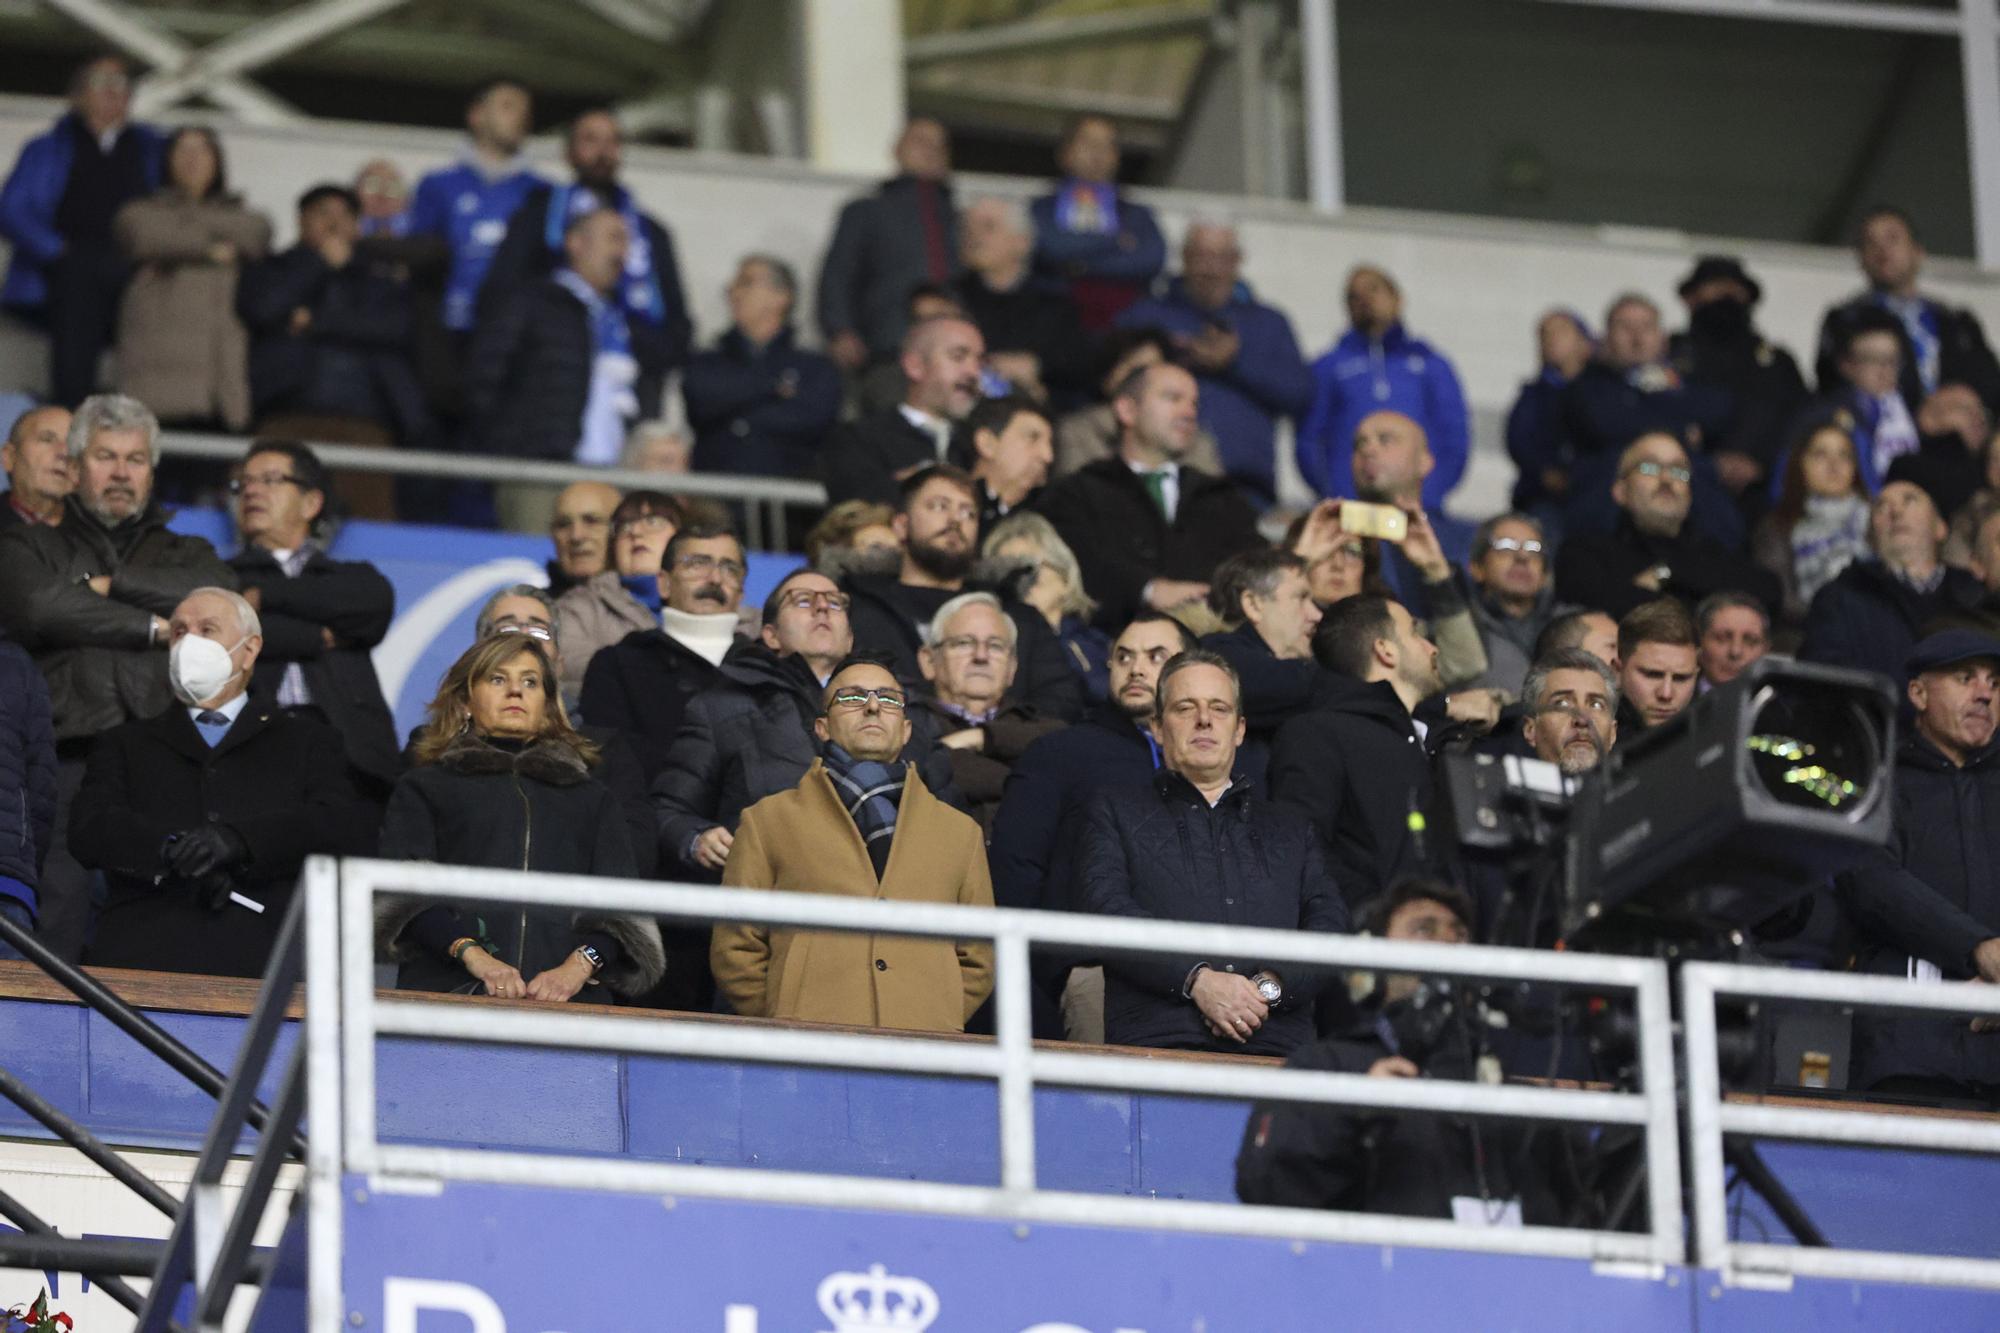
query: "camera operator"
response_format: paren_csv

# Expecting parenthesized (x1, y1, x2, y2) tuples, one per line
(1235, 878, 1576, 1223)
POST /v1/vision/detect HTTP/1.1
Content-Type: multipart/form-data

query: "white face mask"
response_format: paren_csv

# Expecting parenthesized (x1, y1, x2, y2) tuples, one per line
(169, 633, 246, 707)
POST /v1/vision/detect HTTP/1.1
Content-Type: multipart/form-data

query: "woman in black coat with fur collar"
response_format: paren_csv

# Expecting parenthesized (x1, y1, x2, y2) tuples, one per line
(376, 634, 663, 1002)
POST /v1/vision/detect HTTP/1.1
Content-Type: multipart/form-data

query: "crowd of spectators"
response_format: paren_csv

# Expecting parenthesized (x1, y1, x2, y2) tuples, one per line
(5, 59, 2000, 1218)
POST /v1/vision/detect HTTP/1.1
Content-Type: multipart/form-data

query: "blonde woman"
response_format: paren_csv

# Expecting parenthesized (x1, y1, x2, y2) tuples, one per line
(984, 511, 1109, 702)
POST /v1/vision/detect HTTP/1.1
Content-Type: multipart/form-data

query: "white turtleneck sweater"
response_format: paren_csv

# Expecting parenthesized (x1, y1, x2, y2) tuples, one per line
(659, 605, 739, 666)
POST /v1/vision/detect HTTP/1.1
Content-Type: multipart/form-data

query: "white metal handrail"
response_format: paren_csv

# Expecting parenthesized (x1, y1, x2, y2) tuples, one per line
(313, 855, 1687, 1279)
(1681, 960, 2000, 1291)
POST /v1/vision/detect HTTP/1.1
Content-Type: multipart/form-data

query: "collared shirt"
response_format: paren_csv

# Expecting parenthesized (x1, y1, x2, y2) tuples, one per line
(1127, 458, 1182, 522)
(188, 692, 250, 748)
(899, 403, 953, 460)
(7, 496, 49, 525)
(264, 543, 314, 707)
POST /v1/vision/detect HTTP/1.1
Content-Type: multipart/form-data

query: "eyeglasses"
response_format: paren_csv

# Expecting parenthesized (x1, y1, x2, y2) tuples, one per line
(228, 472, 305, 494)
(829, 688, 906, 712)
(1625, 461, 1692, 484)
(614, 513, 676, 537)
(1486, 537, 1545, 557)
(493, 622, 554, 643)
(1324, 541, 1366, 565)
(781, 591, 851, 614)
(938, 635, 1011, 658)
(673, 553, 746, 579)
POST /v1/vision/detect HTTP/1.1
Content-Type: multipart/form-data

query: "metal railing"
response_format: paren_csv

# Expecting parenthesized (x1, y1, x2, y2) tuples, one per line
(156, 430, 829, 551)
(296, 852, 1683, 1331)
(1682, 961, 2000, 1291)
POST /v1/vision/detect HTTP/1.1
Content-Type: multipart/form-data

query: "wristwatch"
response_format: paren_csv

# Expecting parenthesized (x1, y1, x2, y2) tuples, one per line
(576, 944, 605, 973)
(1251, 971, 1284, 1005)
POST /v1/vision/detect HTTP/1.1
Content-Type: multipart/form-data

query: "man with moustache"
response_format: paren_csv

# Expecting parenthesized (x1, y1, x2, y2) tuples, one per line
(1520, 648, 1620, 776)
(0, 394, 233, 959)
(824, 315, 987, 505)
(841, 465, 1082, 719)
(1, 404, 73, 528)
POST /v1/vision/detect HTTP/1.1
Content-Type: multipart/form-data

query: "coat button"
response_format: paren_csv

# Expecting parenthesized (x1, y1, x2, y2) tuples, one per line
(875, 959, 887, 971)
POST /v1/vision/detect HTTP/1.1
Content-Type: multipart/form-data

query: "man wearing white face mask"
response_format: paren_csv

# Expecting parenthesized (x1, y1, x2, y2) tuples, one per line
(68, 587, 374, 977)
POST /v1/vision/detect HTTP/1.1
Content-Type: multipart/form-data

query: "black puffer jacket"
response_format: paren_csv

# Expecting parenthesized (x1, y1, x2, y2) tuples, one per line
(377, 733, 662, 999)
(0, 496, 236, 742)
(0, 637, 56, 892)
(1075, 771, 1348, 1055)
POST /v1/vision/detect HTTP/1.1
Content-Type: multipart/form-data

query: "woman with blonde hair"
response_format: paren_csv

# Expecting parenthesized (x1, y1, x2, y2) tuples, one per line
(377, 634, 663, 1003)
(984, 511, 1110, 702)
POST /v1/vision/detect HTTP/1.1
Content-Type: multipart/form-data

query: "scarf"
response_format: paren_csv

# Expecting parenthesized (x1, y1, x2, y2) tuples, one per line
(658, 605, 738, 666)
(543, 182, 666, 325)
(554, 268, 637, 467)
(1790, 494, 1870, 605)
(824, 743, 905, 879)
(1053, 180, 1118, 234)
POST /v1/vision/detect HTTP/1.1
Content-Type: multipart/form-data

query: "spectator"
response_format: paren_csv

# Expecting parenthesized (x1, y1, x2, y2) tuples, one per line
(1695, 591, 1770, 691)
(553, 489, 683, 702)
(1506, 309, 1594, 523)
(545, 479, 620, 598)
(683, 254, 841, 478)
(1814, 206, 2000, 416)
(352, 159, 409, 238)
(1801, 480, 1986, 683)
(713, 654, 995, 1032)
(1812, 307, 1919, 491)
(1668, 256, 1808, 497)
(1117, 221, 1315, 508)
(1236, 879, 1572, 1222)
(1553, 432, 1782, 621)
(1348, 410, 1477, 612)
(1616, 598, 1700, 734)
(1201, 547, 1326, 738)
(823, 315, 985, 505)
(478, 106, 691, 371)
(69, 586, 373, 977)
(0, 394, 233, 960)
(1029, 114, 1165, 331)
(1889, 382, 1993, 523)
(1035, 363, 1263, 627)
(1285, 501, 1386, 608)
(407, 78, 545, 336)
(623, 419, 692, 476)
(983, 511, 1109, 705)
(466, 206, 673, 532)
(1535, 607, 1622, 671)
(376, 633, 663, 1002)
(1520, 648, 1619, 776)
(1052, 326, 1224, 480)
(111, 127, 269, 431)
(959, 392, 1054, 534)
(1076, 649, 1346, 1055)
(225, 441, 401, 798)
(0, 55, 163, 406)
(579, 522, 745, 778)
(991, 613, 1195, 1040)
(806, 498, 899, 572)
(1464, 512, 1568, 698)
(1270, 595, 1445, 913)
(0, 404, 73, 528)
(816, 117, 958, 372)
(909, 592, 1062, 833)
(1298, 265, 1469, 508)
(1944, 431, 2000, 569)
(1836, 629, 2000, 1102)
(236, 184, 427, 519)
(0, 633, 55, 958)
(954, 196, 1086, 404)
(849, 281, 972, 419)
(841, 465, 1082, 720)
(1750, 415, 1873, 629)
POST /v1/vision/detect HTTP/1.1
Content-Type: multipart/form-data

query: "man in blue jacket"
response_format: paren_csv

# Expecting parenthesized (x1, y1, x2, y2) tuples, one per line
(1030, 115, 1164, 333)
(1118, 221, 1314, 509)
(406, 77, 547, 336)
(1299, 264, 1469, 509)
(0, 55, 162, 407)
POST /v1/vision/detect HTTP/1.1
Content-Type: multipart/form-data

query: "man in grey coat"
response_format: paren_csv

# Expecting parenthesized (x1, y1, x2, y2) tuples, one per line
(815, 118, 959, 373)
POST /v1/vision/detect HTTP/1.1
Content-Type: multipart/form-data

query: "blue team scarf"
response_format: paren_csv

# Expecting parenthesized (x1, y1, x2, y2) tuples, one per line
(543, 183, 666, 325)
(823, 743, 904, 861)
(1053, 180, 1119, 234)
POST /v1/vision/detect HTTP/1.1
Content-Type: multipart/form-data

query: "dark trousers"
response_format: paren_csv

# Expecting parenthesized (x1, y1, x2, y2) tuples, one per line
(47, 244, 128, 407)
(39, 753, 98, 963)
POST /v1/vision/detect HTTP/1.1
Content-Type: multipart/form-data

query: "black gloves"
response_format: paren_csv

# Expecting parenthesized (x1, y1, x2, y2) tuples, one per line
(163, 824, 250, 880)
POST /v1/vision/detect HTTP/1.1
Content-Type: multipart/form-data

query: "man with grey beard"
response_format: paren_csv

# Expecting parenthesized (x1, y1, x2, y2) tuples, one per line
(0, 393, 234, 959)
(1519, 648, 1619, 775)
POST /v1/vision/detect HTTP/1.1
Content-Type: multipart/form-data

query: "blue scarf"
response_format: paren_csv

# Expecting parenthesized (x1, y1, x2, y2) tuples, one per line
(543, 182, 666, 325)
(823, 744, 904, 878)
(1053, 180, 1118, 234)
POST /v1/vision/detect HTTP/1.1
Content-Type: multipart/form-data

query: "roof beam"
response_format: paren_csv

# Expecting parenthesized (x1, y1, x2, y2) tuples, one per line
(134, 0, 413, 116)
(35, 0, 302, 123)
(905, 1, 1215, 68)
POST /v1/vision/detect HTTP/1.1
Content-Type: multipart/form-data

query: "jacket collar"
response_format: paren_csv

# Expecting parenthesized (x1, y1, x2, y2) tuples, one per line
(1900, 729, 2000, 775)
(720, 323, 797, 360)
(1161, 274, 1256, 313)
(1152, 766, 1254, 811)
(433, 731, 593, 785)
(147, 693, 279, 765)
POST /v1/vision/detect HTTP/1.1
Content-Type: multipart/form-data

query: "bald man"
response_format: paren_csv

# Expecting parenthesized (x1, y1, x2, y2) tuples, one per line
(0, 405, 73, 528)
(1347, 410, 1477, 620)
(823, 315, 986, 505)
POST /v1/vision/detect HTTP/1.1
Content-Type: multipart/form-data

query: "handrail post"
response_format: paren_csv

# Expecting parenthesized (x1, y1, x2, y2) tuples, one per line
(993, 931, 1037, 1194)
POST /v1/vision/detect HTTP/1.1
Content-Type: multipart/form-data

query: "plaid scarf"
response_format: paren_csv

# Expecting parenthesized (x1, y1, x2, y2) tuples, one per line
(823, 744, 905, 879)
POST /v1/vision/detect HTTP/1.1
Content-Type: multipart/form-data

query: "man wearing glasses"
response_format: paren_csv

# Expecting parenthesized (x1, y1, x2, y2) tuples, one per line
(712, 652, 994, 1034)
(1553, 431, 1780, 621)
(1463, 512, 1574, 698)
(226, 441, 401, 800)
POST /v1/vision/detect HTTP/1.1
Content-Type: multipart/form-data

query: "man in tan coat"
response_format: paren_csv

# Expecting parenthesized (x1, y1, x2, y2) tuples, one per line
(712, 653, 994, 1032)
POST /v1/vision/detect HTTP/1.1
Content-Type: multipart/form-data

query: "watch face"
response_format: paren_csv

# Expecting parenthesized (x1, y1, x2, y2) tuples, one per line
(1257, 978, 1282, 1004)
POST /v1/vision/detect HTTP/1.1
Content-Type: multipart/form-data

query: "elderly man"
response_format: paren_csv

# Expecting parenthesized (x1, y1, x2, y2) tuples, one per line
(1521, 647, 1619, 776)
(1030, 114, 1165, 331)
(1076, 649, 1345, 1055)
(1201, 547, 1327, 740)
(226, 441, 400, 797)
(713, 653, 994, 1033)
(1615, 598, 1700, 734)
(954, 196, 1086, 403)
(1464, 512, 1571, 697)
(1837, 629, 2000, 1103)
(1802, 479, 1986, 685)
(0, 394, 234, 959)
(1036, 363, 1263, 627)
(1299, 265, 1469, 508)
(817, 117, 959, 371)
(1553, 432, 1781, 621)
(1, 405, 72, 528)
(68, 587, 372, 976)
(683, 254, 842, 478)
(824, 315, 986, 505)
(545, 479, 620, 598)
(1117, 221, 1314, 508)
(911, 591, 1064, 833)
(1695, 590, 1771, 691)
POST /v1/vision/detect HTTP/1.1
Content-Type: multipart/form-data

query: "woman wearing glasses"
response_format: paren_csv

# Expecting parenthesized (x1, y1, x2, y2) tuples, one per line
(982, 512, 1110, 703)
(551, 489, 683, 701)
(375, 633, 663, 1003)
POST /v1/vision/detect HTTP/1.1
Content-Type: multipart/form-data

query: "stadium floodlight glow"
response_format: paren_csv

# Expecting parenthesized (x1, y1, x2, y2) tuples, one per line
(1560, 657, 1896, 951)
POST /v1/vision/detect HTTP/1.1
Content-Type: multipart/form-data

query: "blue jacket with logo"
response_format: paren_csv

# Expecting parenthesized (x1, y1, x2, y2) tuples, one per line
(407, 156, 547, 332)
(0, 113, 163, 311)
(1298, 324, 1469, 508)
(1117, 279, 1315, 506)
